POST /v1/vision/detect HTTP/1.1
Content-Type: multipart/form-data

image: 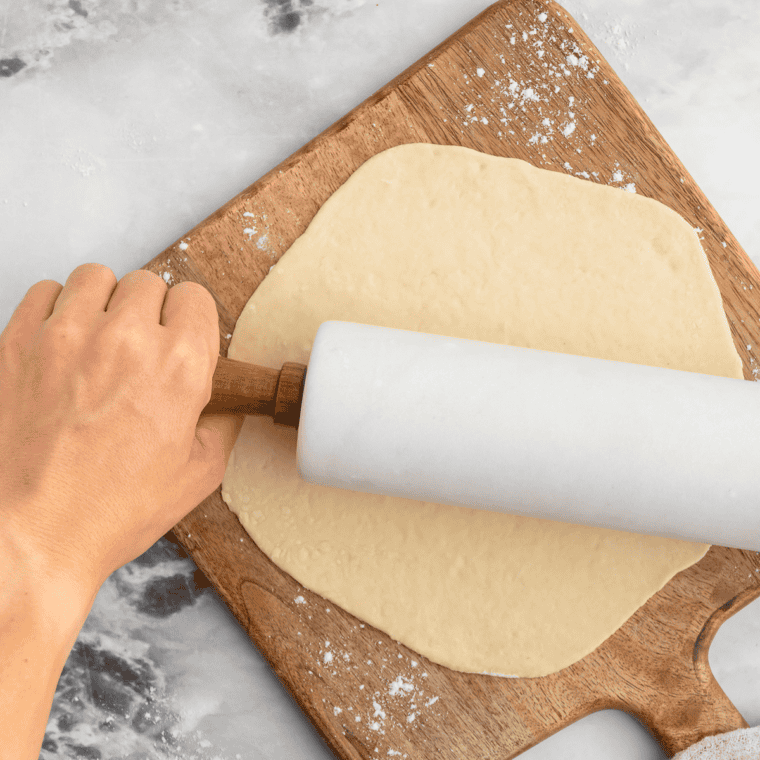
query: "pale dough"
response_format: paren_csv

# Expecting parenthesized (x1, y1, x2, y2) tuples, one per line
(221, 144, 743, 677)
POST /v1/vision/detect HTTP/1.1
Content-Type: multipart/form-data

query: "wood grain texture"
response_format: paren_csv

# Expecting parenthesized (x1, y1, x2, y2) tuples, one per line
(203, 356, 306, 426)
(143, 1, 760, 757)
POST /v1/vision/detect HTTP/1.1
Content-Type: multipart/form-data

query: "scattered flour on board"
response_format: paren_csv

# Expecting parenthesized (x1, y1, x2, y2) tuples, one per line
(451, 6, 640, 193)
(243, 224, 271, 251)
(291, 598, 439, 758)
(455, 10, 602, 157)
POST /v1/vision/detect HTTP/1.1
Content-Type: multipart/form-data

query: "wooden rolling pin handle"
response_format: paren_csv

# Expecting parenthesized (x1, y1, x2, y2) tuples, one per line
(202, 355, 307, 429)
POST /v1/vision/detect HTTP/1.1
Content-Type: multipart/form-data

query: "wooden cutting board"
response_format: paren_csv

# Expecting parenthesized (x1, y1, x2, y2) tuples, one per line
(143, 1, 760, 757)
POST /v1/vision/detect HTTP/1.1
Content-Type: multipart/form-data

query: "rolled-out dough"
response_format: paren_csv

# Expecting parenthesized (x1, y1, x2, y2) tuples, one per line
(221, 144, 743, 677)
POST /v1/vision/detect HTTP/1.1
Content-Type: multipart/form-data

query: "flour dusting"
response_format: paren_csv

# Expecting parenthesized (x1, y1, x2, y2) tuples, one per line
(289, 598, 440, 759)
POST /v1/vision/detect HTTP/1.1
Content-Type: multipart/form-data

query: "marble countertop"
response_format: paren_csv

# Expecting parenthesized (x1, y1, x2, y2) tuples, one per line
(2, 0, 759, 758)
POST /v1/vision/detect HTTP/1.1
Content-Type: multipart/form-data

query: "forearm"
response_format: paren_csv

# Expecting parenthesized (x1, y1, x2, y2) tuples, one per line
(0, 266, 239, 758)
(0, 530, 95, 760)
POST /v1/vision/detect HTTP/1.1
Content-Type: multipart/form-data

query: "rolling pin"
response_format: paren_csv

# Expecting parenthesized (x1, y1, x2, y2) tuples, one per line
(204, 320, 760, 551)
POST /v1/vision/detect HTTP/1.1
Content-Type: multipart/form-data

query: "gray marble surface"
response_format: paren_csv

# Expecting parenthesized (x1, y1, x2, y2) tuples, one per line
(1, 0, 760, 758)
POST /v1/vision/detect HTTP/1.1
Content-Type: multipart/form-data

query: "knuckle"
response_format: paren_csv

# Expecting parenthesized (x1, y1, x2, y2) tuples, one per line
(116, 319, 150, 354)
(44, 314, 86, 345)
(172, 337, 213, 388)
(31, 278, 62, 294)
(119, 321, 148, 350)
(172, 336, 197, 363)
(74, 262, 115, 283)
(98, 315, 149, 359)
(173, 281, 216, 310)
(6, 281, 59, 323)
(125, 269, 167, 289)
(22, 279, 61, 308)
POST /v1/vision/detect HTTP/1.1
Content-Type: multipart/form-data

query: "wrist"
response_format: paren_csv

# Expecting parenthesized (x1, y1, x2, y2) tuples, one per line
(1, 515, 98, 639)
(0, 525, 96, 760)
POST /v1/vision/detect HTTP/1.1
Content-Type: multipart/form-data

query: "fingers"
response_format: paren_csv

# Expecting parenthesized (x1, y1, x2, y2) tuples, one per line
(181, 413, 245, 512)
(1, 280, 63, 342)
(105, 269, 168, 323)
(198, 413, 245, 469)
(51, 263, 117, 318)
(161, 281, 220, 356)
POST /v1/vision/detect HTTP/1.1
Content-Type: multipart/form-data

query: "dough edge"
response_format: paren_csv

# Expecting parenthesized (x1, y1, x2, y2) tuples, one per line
(222, 143, 742, 677)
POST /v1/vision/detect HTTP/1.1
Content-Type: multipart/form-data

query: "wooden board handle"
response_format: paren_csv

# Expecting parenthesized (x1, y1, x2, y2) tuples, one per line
(203, 355, 307, 428)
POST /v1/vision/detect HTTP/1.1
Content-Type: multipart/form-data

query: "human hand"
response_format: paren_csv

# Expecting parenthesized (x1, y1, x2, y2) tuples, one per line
(0, 263, 243, 596)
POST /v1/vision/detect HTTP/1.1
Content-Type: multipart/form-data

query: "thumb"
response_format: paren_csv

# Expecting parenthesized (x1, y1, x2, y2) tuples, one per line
(186, 412, 245, 503)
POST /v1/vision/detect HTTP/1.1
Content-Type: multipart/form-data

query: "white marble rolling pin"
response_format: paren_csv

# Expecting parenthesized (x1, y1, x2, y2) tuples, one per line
(205, 320, 760, 550)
